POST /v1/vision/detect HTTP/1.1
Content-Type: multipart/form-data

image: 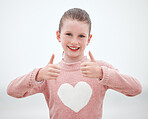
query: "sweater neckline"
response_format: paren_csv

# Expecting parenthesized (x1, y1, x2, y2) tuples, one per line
(59, 56, 89, 71)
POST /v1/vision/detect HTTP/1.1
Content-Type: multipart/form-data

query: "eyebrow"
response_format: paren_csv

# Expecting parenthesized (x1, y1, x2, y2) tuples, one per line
(65, 31, 87, 35)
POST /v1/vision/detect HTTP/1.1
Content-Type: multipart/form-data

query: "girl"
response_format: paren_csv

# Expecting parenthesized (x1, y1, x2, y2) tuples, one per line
(7, 8, 142, 119)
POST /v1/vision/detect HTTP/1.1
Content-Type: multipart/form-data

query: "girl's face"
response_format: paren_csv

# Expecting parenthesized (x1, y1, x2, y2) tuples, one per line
(56, 19, 92, 63)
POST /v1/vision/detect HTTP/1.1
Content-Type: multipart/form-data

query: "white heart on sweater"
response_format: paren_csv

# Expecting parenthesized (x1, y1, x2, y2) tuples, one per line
(57, 81, 92, 112)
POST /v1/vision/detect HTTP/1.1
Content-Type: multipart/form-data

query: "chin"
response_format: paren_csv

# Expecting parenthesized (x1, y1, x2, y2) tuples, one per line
(68, 54, 80, 58)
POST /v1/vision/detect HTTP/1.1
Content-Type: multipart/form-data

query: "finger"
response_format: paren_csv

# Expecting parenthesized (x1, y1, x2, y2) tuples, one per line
(89, 51, 95, 62)
(48, 54, 55, 64)
(80, 66, 88, 71)
(47, 77, 58, 80)
(81, 70, 90, 74)
(50, 65, 61, 70)
(82, 74, 88, 77)
(81, 62, 91, 67)
(48, 72, 60, 77)
(48, 67, 61, 73)
(82, 74, 93, 78)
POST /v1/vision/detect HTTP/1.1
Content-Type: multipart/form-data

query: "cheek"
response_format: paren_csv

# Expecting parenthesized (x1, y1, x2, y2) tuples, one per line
(62, 36, 69, 42)
(61, 38, 69, 46)
(79, 42, 87, 50)
(81, 39, 88, 46)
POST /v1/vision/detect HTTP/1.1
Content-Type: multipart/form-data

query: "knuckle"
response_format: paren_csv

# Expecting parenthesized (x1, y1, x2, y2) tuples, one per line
(47, 64, 52, 67)
(48, 68, 53, 72)
(48, 72, 52, 76)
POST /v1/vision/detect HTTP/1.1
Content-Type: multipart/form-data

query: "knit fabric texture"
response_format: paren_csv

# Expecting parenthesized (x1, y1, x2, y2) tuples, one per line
(7, 56, 142, 119)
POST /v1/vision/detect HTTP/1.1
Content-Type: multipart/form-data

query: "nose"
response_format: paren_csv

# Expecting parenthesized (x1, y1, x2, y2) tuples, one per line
(71, 37, 78, 45)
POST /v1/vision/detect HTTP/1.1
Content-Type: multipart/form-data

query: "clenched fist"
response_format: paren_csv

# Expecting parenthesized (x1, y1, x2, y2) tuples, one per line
(80, 51, 103, 79)
(36, 54, 61, 82)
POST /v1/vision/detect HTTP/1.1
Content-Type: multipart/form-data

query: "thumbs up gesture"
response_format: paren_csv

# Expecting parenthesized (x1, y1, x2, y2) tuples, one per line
(80, 51, 103, 79)
(36, 54, 61, 82)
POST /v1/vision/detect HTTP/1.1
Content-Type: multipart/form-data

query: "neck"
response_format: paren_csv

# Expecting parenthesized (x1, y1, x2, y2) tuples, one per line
(59, 56, 88, 71)
(63, 55, 85, 63)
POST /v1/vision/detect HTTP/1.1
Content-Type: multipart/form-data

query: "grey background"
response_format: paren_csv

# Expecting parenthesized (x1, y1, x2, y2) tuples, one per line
(0, 0, 148, 119)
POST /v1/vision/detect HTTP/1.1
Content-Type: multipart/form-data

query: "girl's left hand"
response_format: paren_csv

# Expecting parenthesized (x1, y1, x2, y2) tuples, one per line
(80, 51, 103, 79)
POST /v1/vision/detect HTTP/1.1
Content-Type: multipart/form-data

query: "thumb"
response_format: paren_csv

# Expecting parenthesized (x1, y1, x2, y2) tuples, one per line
(48, 54, 55, 64)
(89, 51, 95, 62)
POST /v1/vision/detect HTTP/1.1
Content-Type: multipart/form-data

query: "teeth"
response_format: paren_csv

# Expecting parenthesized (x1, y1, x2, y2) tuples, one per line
(68, 46, 80, 50)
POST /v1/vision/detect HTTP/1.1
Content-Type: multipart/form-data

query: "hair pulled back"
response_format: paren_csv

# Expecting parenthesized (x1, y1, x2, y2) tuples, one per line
(59, 8, 91, 35)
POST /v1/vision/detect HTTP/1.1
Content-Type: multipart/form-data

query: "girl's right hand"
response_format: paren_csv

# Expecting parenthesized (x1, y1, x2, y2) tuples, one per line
(36, 54, 61, 82)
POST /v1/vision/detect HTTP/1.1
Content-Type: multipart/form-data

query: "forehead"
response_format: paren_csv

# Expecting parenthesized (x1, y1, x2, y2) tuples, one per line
(61, 19, 89, 33)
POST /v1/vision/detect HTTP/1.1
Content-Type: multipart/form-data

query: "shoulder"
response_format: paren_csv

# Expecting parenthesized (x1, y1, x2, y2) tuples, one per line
(96, 60, 114, 69)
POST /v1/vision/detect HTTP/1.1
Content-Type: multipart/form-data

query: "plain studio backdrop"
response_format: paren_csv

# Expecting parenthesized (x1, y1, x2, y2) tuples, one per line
(0, 0, 148, 119)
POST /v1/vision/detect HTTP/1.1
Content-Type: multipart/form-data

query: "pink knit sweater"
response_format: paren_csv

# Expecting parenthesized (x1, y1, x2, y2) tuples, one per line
(7, 56, 142, 119)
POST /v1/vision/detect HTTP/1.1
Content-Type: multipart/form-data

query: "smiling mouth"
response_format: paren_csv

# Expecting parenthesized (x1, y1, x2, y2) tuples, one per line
(67, 46, 80, 51)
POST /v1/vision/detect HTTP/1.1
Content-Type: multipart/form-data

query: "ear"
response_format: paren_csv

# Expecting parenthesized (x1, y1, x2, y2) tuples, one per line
(87, 34, 92, 45)
(56, 30, 61, 42)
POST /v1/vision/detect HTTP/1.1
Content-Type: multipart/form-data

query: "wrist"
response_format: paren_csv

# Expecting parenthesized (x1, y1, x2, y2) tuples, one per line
(36, 68, 43, 82)
(99, 67, 103, 80)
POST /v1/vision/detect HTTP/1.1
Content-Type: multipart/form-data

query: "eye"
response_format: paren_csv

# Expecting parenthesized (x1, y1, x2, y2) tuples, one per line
(66, 33, 72, 36)
(79, 35, 85, 38)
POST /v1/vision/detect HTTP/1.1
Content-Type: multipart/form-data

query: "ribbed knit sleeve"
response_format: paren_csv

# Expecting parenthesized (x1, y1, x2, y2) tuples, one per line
(97, 60, 142, 96)
(7, 68, 46, 98)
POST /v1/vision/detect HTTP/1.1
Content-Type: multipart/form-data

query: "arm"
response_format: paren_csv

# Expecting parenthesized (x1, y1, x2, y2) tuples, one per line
(98, 60, 142, 96)
(81, 51, 142, 97)
(7, 68, 46, 98)
(7, 54, 61, 98)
